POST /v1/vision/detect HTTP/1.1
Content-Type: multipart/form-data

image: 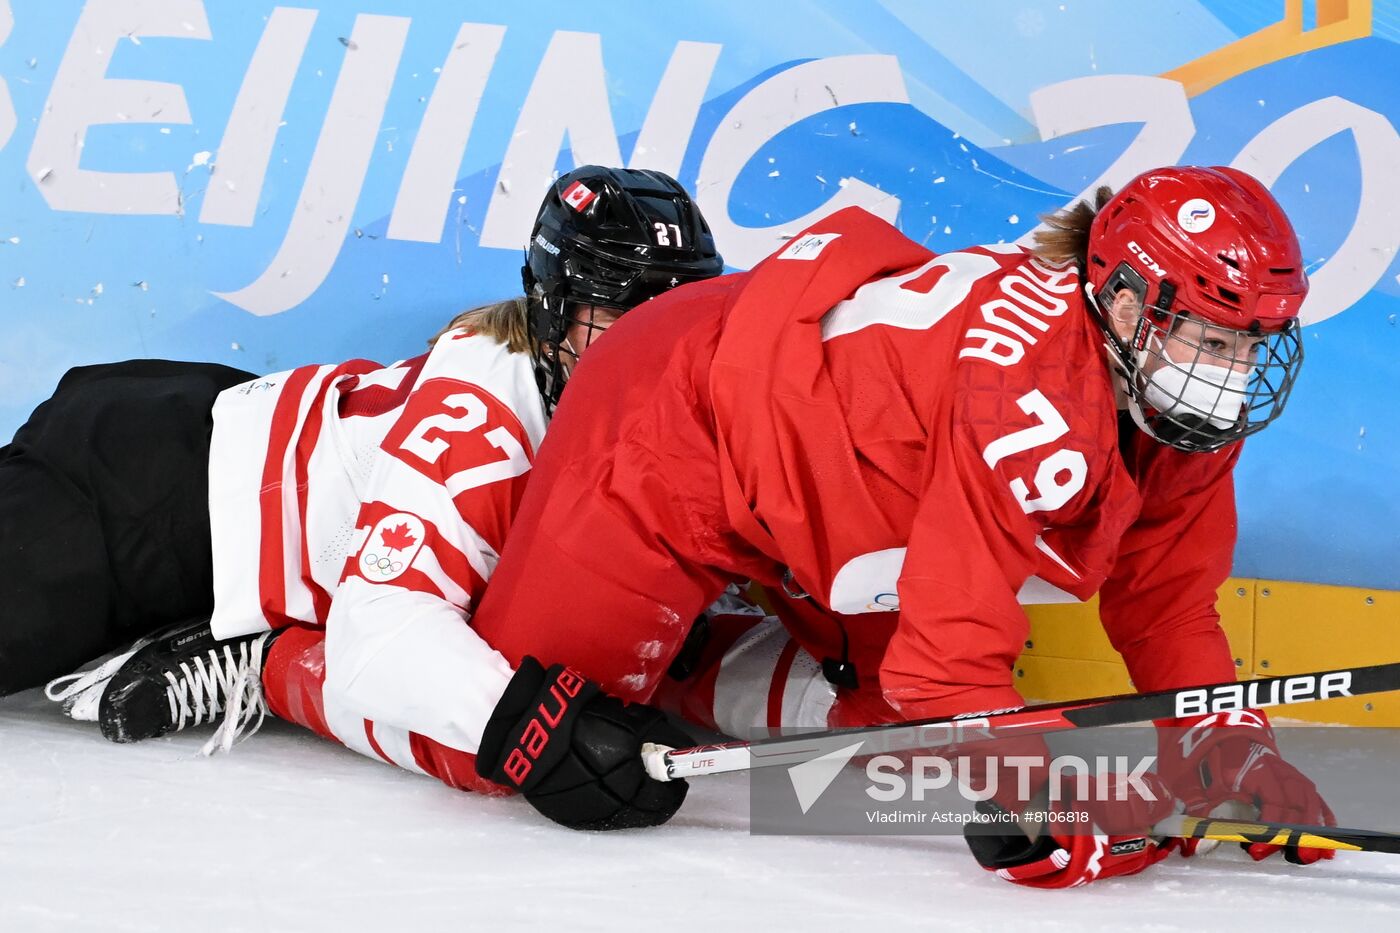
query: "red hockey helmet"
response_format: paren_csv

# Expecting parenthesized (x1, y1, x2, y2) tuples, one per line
(1085, 166, 1307, 452)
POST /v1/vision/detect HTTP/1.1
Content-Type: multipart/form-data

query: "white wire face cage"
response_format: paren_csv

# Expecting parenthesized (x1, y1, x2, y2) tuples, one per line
(1123, 307, 1304, 453)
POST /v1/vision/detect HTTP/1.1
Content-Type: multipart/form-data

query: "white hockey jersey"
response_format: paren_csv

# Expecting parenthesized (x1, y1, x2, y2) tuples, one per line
(207, 329, 547, 755)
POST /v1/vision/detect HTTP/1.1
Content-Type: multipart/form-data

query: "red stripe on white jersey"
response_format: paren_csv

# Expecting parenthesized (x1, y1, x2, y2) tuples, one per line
(411, 542, 475, 610)
(296, 376, 336, 624)
(767, 638, 801, 727)
(339, 353, 427, 419)
(364, 719, 395, 765)
(258, 366, 318, 629)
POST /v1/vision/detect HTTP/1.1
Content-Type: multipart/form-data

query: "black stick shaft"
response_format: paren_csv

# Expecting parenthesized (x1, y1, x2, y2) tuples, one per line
(1170, 815, 1400, 854)
(653, 661, 1400, 780)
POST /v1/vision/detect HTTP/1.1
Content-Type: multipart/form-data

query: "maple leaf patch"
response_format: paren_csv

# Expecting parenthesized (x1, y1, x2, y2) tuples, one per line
(360, 512, 426, 583)
(380, 522, 417, 552)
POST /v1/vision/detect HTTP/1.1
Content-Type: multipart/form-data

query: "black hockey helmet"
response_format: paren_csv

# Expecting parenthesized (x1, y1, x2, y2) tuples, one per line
(523, 165, 723, 410)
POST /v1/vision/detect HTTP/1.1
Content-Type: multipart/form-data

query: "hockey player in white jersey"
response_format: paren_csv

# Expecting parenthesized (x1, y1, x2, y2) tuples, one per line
(16, 167, 722, 826)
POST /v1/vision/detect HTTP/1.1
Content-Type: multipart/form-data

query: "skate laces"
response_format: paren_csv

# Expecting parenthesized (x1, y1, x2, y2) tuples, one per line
(44, 635, 159, 722)
(43, 630, 273, 755)
(180, 632, 273, 756)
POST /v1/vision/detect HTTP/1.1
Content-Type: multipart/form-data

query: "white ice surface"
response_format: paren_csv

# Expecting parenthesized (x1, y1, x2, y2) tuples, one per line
(4, 688, 1400, 933)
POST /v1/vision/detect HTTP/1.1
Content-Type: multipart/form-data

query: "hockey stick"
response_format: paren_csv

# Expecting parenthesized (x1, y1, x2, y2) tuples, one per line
(1158, 815, 1400, 855)
(642, 660, 1400, 782)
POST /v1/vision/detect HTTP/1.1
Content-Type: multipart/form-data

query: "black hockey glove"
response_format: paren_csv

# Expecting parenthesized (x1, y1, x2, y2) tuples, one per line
(475, 656, 690, 831)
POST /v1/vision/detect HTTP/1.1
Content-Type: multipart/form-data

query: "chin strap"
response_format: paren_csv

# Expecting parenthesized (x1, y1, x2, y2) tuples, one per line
(1085, 280, 1223, 452)
(1084, 280, 1141, 417)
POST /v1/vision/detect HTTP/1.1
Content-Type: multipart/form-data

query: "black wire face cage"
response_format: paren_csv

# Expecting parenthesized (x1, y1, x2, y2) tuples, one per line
(531, 297, 619, 415)
(1123, 305, 1304, 453)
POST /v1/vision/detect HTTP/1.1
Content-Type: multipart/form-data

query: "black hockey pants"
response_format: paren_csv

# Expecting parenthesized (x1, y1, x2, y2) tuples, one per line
(0, 360, 253, 695)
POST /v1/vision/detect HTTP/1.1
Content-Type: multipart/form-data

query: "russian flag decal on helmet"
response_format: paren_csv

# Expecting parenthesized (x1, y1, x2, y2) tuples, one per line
(1177, 198, 1216, 234)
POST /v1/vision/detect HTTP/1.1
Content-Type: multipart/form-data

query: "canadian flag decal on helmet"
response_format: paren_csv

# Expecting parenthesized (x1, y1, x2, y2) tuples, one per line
(561, 181, 597, 212)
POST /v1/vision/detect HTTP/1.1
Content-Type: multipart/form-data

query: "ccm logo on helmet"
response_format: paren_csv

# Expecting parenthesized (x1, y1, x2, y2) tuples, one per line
(502, 668, 588, 787)
(1174, 672, 1352, 718)
(1127, 240, 1166, 279)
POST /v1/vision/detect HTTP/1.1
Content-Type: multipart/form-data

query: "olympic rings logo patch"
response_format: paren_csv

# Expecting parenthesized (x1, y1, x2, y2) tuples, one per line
(362, 552, 405, 575)
(863, 592, 900, 612)
(359, 512, 427, 583)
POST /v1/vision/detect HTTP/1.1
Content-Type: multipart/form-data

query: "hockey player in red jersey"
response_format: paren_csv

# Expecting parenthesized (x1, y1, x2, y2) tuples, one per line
(18, 167, 722, 826)
(466, 166, 1333, 883)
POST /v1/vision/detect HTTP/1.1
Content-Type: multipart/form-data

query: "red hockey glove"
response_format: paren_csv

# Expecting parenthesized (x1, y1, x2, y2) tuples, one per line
(964, 772, 1177, 889)
(1157, 709, 1335, 864)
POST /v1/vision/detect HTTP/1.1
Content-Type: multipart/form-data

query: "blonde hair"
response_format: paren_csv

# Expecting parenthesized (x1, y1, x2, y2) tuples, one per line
(430, 296, 533, 353)
(1030, 185, 1114, 270)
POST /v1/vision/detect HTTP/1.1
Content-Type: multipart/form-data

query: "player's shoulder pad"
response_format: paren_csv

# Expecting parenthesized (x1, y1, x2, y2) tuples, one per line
(953, 250, 1087, 367)
(422, 329, 546, 437)
(947, 253, 1119, 520)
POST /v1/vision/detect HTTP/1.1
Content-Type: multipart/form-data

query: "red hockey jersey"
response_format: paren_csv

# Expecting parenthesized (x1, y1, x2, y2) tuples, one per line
(708, 209, 1240, 720)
